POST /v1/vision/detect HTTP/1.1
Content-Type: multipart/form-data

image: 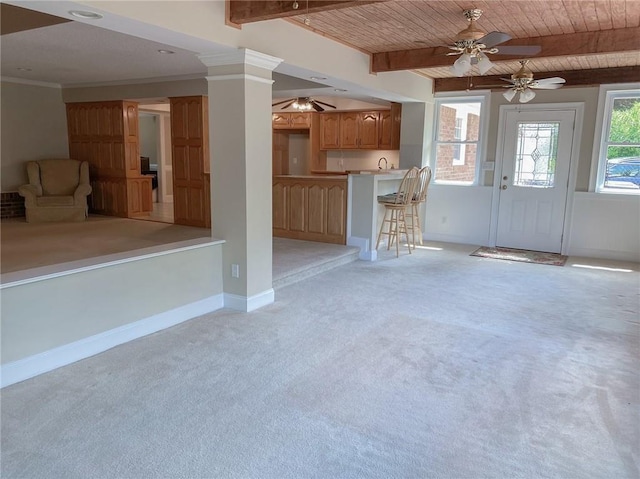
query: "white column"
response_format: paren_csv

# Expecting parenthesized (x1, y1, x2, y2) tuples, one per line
(399, 102, 434, 169)
(199, 49, 283, 312)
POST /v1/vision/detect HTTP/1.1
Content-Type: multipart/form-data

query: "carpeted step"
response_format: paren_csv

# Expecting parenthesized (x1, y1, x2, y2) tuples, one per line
(273, 247, 359, 290)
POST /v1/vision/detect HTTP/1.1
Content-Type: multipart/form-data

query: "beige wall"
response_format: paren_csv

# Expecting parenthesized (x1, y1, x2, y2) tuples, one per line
(486, 86, 599, 190)
(62, 78, 207, 103)
(1, 244, 224, 364)
(1, 81, 70, 192)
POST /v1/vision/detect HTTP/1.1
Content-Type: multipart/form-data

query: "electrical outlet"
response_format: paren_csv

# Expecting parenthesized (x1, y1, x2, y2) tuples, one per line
(231, 264, 240, 278)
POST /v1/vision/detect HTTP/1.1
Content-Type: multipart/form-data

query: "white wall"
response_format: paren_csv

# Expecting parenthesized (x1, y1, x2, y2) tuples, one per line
(139, 114, 158, 167)
(288, 134, 309, 175)
(326, 150, 400, 172)
(568, 193, 640, 261)
(1, 242, 225, 386)
(424, 186, 493, 246)
(1, 80, 69, 191)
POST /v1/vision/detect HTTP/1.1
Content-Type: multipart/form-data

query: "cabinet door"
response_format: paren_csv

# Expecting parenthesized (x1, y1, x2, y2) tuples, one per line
(289, 112, 311, 128)
(320, 113, 340, 149)
(340, 112, 358, 149)
(359, 112, 379, 149)
(378, 110, 393, 150)
(272, 113, 290, 129)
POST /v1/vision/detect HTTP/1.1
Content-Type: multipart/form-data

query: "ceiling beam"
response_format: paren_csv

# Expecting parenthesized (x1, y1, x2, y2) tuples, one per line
(433, 66, 640, 93)
(371, 27, 640, 73)
(228, 0, 385, 25)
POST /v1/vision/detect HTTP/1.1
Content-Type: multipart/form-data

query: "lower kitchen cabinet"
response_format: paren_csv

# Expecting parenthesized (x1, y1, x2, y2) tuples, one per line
(273, 176, 347, 244)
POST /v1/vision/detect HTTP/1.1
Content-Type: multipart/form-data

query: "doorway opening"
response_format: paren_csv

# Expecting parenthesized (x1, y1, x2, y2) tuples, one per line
(137, 99, 174, 224)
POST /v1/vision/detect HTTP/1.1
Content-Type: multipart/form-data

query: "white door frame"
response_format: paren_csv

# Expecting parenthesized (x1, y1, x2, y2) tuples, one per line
(489, 102, 584, 255)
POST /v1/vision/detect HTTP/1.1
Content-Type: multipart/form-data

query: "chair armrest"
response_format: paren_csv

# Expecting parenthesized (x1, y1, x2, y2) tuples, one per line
(74, 184, 92, 201)
(18, 184, 41, 206)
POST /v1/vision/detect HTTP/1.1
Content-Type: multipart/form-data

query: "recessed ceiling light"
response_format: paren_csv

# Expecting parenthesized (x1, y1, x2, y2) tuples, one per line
(17, 67, 32, 72)
(68, 10, 103, 20)
(310, 76, 327, 81)
(334, 88, 347, 92)
(157, 49, 175, 54)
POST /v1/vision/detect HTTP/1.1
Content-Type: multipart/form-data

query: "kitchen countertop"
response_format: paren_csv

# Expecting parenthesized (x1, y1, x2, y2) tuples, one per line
(273, 174, 347, 180)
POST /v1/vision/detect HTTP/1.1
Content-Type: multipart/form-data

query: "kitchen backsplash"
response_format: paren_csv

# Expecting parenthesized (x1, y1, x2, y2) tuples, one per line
(326, 150, 400, 171)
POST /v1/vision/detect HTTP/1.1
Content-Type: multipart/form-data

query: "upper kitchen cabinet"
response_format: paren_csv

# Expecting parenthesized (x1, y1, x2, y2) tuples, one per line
(319, 113, 340, 149)
(319, 105, 401, 150)
(335, 111, 378, 149)
(378, 103, 402, 150)
(272, 112, 311, 129)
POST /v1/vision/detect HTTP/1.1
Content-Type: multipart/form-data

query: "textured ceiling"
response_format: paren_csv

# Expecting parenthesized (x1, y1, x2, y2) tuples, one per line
(286, 0, 640, 78)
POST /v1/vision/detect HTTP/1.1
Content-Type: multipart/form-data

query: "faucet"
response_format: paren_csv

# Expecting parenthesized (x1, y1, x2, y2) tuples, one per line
(378, 157, 388, 170)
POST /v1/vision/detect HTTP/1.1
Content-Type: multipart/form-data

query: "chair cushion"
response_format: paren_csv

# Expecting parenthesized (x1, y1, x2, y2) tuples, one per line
(377, 192, 405, 204)
(38, 159, 81, 196)
(37, 195, 75, 207)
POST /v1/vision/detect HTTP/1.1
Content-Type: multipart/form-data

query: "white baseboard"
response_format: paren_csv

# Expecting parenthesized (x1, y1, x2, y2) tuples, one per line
(1, 294, 224, 388)
(347, 236, 375, 261)
(224, 288, 275, 312)
(566, 247, 640, 263)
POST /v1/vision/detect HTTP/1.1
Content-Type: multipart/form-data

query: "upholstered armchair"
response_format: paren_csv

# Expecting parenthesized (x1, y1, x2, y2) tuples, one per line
(18, 159, 92, 223)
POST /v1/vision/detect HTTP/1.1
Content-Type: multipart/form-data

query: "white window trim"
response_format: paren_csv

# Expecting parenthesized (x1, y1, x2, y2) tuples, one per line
(432, 91, 490, 186)
(590, 83, 640, 194)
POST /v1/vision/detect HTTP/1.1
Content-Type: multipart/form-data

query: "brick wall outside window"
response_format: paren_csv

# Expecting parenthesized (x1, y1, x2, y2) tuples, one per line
(435, 105, 479, 182)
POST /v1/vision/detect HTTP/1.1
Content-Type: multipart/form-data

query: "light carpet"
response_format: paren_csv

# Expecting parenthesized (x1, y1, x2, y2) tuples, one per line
(471, 246, 568, 266)
(2, 243, 639, 478)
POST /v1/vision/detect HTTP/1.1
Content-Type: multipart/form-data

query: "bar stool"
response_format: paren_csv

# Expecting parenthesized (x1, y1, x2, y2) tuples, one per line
(406, 166, 432, 247)
(375, 167, 420, 257)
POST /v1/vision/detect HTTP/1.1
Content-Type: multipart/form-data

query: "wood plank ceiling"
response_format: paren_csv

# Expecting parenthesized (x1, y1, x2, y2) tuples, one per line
(229, 0, 640, 91)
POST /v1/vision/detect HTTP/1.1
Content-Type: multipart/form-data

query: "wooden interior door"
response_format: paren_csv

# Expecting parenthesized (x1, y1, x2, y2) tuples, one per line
(170, 96, 210, 228)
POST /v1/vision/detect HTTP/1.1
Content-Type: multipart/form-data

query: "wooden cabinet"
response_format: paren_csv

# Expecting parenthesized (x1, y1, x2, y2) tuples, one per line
(66, 100, 152, 218)
(272, 176, 347, 244)
(378, 103, 402, 150)
(358, 111, 380, 149)
(320, 106, 401, 150)
(272, 112, 311, 129)
(319, 113, 340, 149)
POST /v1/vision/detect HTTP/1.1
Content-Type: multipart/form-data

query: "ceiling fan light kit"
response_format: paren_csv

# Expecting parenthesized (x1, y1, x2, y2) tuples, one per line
(501, 60, 566, 103)
(446, 9, 542, 77)
(272, 97, 337, 112)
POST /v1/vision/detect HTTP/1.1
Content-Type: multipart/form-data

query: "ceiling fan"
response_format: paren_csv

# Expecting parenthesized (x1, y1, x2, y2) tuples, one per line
(501, 60, 566, 103)
(272, 97, 336, 112)
(447, 9, 542, 77)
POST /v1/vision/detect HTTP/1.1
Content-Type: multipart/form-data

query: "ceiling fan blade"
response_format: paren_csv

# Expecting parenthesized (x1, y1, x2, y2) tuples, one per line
(500, 77, 515, 83)
(313, 100, 336, 109)
(272, 98, 295, 106)
(495, 45, 542, 56)
(280, 100, 296, 109)
(478, 31, 511, 48)
(531, 82, 565, 90)
(534, 77, 566, 85)
(311, 102, 324, 112)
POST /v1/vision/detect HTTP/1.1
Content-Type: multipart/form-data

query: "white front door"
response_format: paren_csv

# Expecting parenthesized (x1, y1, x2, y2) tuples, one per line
(496, 109, 575, 253)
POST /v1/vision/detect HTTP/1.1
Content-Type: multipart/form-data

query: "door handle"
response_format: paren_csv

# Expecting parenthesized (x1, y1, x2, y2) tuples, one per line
(501, 185, 507, 190)
(503, 176, 508, 180)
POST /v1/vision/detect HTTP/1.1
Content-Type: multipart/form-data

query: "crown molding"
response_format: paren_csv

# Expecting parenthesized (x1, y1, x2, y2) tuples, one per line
(198, 48, 283, 71)
(1, 76, 61, 89)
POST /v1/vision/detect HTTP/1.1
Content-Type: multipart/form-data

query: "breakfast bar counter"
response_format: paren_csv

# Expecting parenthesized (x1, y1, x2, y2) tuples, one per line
(347, 170, 407, 260)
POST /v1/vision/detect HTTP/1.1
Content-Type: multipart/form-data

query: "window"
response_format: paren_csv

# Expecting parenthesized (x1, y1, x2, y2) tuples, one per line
(433, 95, 488, 184)
(594, 87, 640, 194)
